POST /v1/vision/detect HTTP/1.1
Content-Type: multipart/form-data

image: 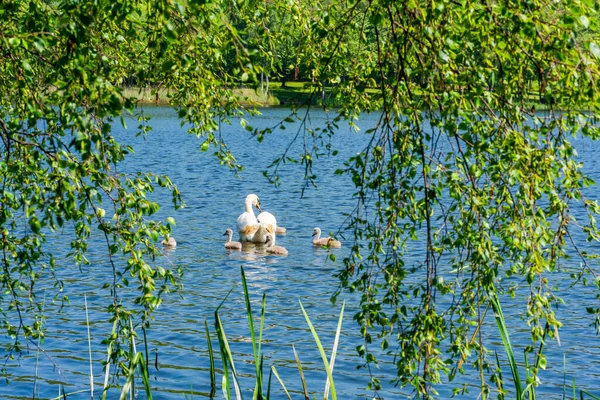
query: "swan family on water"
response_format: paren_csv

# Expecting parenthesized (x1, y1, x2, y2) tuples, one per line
(163, 194, 341, 256)
(229, 193, 342, 255)
(236, 194, 287, 243)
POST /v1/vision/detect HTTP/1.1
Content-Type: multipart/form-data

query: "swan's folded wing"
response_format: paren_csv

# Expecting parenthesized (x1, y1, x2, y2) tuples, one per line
(264, 224, 275, 234)
(241, 223, 260, 235)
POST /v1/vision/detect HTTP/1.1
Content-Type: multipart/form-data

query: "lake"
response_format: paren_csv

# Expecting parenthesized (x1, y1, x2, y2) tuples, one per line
(2, 107, 600, 399)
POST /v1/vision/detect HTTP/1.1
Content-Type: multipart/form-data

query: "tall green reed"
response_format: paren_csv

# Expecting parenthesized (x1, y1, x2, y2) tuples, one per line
(207, 266, 344, 400)
(491, 292, 545, 400)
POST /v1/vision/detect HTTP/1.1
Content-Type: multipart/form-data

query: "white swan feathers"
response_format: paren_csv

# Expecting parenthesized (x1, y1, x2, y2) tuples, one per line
(256, 210, 277, 243)
(237, 194, 278, 243)
(237, 194, 261, 242)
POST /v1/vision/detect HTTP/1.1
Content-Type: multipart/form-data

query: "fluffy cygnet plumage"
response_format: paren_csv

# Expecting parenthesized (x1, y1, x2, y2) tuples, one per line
(275, 226, 287, 234)
(224, 228, 242, 250)
(237, 194, 261, 242)
(265, 235, 288, 255)
(162, 236, 177, 248)
(312, 227, 341, 248)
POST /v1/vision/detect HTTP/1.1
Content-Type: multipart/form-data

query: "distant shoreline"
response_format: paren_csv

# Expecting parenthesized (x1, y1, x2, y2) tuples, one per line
(122, 84, 554, 111)
(121, 82, 331, 108)
(122, 85, 300, 107)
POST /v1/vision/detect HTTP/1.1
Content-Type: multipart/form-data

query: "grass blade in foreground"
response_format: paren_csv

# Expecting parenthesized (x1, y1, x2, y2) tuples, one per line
(215, 311, 243, 400)
(119, 352, 151, 400)
(241, 266, 266, 398)
(102, 321, 118, 400)
(85, 293, 94, 399)
(324, 301, 344, 400)
(205, 318, 217, 397)
(490, 293, 523, 400)
(271, 366, 293, 400)
(299, 300, 344, 400)
(292, 344, 310, 399)
(580, 390, 600, 400)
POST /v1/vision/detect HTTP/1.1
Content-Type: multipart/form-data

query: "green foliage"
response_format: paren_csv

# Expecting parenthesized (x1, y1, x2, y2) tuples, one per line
(299, 0, 600, 398)
(3, 0, 600, 397)
(0, 0, 273, 391)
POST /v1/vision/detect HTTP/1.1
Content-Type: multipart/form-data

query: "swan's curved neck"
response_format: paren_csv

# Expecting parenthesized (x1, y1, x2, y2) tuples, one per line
(245, 198, 255, 214)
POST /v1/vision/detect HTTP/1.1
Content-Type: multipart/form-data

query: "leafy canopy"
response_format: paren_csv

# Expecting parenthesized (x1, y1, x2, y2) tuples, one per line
(2, 0, 600, 398)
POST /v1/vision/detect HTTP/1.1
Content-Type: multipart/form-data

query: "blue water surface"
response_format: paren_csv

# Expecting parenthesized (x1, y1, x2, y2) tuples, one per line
(2, 107, 600, 399)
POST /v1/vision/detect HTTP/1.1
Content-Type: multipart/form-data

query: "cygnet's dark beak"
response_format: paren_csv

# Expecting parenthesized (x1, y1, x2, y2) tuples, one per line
(223, 232, 228, 236)
(256, 202, 261, 212)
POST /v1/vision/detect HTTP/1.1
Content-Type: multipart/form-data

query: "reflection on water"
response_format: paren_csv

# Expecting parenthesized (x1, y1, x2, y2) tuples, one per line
(3, 107, 600, 399)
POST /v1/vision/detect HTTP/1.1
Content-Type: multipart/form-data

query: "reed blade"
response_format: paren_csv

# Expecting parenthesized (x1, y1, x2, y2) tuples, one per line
(259, 293, 266, 366)
(138, 353, 152, 400)
(299, 301, 337, 400)
(324, 301, 344, 400)
(580, 390, 600, 400)
(490, 293, 523, 399)
(241, 267, 263, 397)
(84, 293, 94, 399)
(267, 367, 273, 400)
(271, 366, 293, 400)
(215, 310, 243, 399)
(102, 320, 118, 400)
(494, 352, 505, 400)
(205, 318, 217, 398)
(292, 344, 309, 400)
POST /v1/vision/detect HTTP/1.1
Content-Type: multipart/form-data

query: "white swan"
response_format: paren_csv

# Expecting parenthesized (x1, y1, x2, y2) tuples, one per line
(162, 236, 177, 248)
(265, 235, 288, 255)
(252, 223, 275, 244)
(223, 228, 242, 250)
(257, 211, 277, 243)
(312, 227, 341, 248)
(237, 194, 261, 242)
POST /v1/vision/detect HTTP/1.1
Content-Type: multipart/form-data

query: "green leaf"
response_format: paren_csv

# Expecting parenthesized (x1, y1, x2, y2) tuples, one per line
(8, 37, 20, 47)
(590, 42, 600, 59)
(29, 217, 41, 234)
